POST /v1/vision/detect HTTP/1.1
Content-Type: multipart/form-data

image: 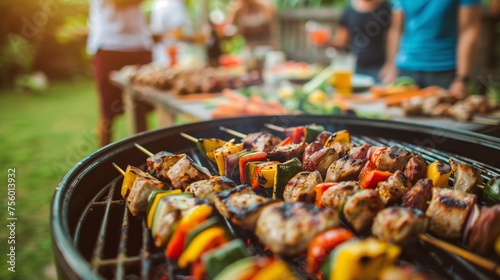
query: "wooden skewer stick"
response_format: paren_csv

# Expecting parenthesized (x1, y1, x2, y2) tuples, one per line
(264, 123, 286, 132)
(418, 233, 500, 276)
(219, 126, 247, 138)
(112, 162, 126, 176)
(180, 132, 198, 143)
(134, 143, 154, 157)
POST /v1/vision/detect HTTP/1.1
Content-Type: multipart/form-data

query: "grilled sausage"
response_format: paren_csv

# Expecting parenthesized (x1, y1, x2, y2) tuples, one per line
(255, 201, 339, 256)
(372, 207, 428, 247)
(303, 146, 339, 178)
(320, 181, 359, 211)
(166, 154, 211, 190)
(283, 171, 323, 203)
(376, 170, 411, 205)
(348, 143, 372, 160)
(185, 176, 236, 203)
(343, 189, 385, 233)
(467, 205, 500, 255)
(425, 188, 476, 239)
(404, 155, 427, 185)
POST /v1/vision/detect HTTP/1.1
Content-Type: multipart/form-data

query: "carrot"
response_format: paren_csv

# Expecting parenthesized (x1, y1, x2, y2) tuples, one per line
(384, 86, 442, 106)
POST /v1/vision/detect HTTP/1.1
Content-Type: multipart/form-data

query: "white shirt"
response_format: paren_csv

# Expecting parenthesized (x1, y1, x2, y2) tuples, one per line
(87, 0, 152, 55)
(150, 0, 189, 66)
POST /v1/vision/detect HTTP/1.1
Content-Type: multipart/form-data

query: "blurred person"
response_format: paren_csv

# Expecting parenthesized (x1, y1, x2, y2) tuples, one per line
(380, 0, 482, 97)
(224, 0, 277, 50)
(150, 0, 191, 67)
(493, 0, 500, 17)
(87, 0, 154, 147)
(325, 0, 391, 81)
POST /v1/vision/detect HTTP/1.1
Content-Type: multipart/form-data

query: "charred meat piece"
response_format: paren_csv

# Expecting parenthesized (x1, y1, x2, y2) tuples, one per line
(325, 156, 367, 182)
(255, 201, 339, 256)
(348, 143, 372, 160)
(267, 142, 308, 162)
(375, 145, 413, 172)
(241, 131, 282, 153)
(425, 188, 476, 239)
(466, 204, 500, 255)
(376, 170, 411, 205)
(404, 155, 427, 185)
(328, 141, 353, 158)
(401, 178, 433, 212)
(146, 152, 183, 183)
(343, 189, 385, 233)
(126, 175, 166, 216)
(152, 196, 196, 247)
(303, 143, 339, 177)
(283, 171, 323, 203)
(449, 158, 483, 193)
(166, 154, 211, 190)
(320, 181, 360, 211)
(214, 185, 276, 231)
(315, 131, 333, 145)
(185, 176, 236, 203)
(372, 207, 429, 247)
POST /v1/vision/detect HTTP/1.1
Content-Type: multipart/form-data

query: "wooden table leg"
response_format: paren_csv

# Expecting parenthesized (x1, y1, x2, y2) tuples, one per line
(156, 104, 175, 127)
(123, 87, 138, 135)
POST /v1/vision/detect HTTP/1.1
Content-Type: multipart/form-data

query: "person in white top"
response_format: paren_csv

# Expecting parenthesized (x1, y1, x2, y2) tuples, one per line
(87, 0, 154, 147)
(149, 0, 190, 67)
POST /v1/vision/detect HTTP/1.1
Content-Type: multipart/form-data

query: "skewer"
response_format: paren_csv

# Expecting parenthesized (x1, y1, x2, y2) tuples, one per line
(134, 143, 154, 157)
(112, 162, 126, 176)
(219, 126, 247, 138)
(180, 132, 198, 143)
(264, 123, 286, 132)
(418, 233, 500, 276)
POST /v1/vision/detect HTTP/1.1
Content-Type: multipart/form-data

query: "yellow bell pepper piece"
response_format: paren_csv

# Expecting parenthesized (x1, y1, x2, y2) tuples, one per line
(331, 238, 401, 280)
(214, 141, 244, 175)
(121, 165, 147, 197)
(324, 130, 351, 147)
(251, 260, 298, 280)
(495, 235, 500, 256)
(257, 162, 278, 189)
(426, 160, 452, 188)
(177, 227, 227, 269)
(201, 138, 227, 162)
(147, 189, 182, 228)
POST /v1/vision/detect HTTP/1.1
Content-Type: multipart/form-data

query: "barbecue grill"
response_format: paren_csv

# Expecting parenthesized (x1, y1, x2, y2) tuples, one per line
(51, 115, 500, 280)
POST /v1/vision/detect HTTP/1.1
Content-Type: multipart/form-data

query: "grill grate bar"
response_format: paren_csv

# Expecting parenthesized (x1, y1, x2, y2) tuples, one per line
(90, 180, 117, 273)
(115, 201, 129, 280)
(140, 218, 152, 280)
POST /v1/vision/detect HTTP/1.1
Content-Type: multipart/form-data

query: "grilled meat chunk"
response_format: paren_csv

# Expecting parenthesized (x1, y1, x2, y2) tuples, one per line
(325, 156, 367, 182)
(401, 178, 433, 212)
(328, 141, 353, 158)
(404, 155, 427, 185)
(255, 201, 339, 256)
(315, 131, 332, 145)
(320, 181, 360, 211)
(467, 205, 500, 255)
(303, 142, 339, 177)
(449, 159, 483, 193)
(267, 142, 308, 162)
(241, 131, 282, 153)
(283, 171, 323, 203)
(348, 143, 372, 160)
(166, 154, 211, 190)
(146, 152, 183, 183)
(152, 196, 196, 247)
(376, 170, 411, 205)
(185, 176, 236, 203)
(425, 188, 476, 239)
(372, 207, 428, 247)
(126, 175, 166, 216)
(343, 189, 385, 233)
(375, 145, 413, 172)
(214, 185, 276, 231)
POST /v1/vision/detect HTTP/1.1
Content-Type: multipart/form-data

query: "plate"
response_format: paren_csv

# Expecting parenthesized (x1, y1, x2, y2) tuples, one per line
(352, 74, 375, 92)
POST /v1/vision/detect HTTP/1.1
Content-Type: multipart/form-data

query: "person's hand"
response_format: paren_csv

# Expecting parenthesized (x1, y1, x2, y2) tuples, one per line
(449, 79, 468, 99)
(379, 63, 398, 85)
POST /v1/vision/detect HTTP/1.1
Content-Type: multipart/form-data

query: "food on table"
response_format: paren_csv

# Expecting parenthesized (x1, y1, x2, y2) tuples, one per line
(211, 89, 290, 118)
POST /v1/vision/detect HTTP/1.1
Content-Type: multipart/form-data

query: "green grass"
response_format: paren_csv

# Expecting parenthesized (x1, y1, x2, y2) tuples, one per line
(0, 78, 156, 279)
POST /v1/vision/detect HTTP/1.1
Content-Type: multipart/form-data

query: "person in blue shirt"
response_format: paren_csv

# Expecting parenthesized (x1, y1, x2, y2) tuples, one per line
(380, 0, 482, 97)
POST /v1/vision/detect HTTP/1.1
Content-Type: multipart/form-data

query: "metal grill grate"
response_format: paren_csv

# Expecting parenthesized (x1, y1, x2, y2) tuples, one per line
(72, 134, 499, 280)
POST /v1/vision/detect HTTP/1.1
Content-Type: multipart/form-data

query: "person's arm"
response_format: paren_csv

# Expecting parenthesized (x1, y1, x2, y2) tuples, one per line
(379, 10, 404, 84)
(449, 4, 481, 97)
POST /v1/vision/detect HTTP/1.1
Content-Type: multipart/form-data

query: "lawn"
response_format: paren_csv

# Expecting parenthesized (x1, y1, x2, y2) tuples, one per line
(0, 78, 151, 279)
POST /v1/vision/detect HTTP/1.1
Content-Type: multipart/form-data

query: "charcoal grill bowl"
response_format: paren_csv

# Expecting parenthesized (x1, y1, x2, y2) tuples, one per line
(51, 115, 500, 280)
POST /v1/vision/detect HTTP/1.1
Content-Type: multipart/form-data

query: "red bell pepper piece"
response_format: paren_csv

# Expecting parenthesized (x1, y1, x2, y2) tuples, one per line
(359, 161, 392, 189)
(306, 228, 354, 274)
(291, 126, 306, 143)
(238, 152, 267, 184)
(313, 182, 338, 207)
